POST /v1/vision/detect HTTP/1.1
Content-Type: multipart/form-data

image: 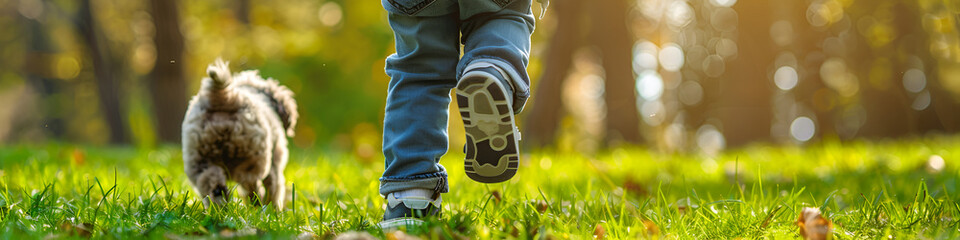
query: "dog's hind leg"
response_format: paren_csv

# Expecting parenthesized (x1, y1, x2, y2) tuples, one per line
(263, 143, 288, 209)
(262, 168, 285, 209)
(193, 165, 229, 208)
(239, 179, 265, 206)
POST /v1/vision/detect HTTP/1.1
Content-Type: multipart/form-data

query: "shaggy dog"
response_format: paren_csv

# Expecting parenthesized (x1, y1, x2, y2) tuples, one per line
(181, 59, 298, 209)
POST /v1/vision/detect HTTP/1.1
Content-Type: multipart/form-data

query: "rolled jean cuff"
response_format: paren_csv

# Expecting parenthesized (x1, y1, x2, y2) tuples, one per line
(379, 174, 448, 196)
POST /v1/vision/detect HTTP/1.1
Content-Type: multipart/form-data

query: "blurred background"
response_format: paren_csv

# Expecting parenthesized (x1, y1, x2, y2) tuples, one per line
(0, 0, 958, 156)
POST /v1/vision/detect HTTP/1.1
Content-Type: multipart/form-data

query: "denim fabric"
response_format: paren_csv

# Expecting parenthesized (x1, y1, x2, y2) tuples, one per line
(379, 0, 535, 196)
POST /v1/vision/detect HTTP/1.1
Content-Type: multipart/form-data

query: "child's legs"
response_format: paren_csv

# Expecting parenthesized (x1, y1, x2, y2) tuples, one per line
(380, 1, 460, 196)
(458, 0, 535, 113)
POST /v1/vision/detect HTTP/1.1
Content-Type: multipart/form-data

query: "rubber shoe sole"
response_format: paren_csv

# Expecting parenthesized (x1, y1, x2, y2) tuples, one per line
(456, 70, 519, 183)
(379, 217, 425, 231)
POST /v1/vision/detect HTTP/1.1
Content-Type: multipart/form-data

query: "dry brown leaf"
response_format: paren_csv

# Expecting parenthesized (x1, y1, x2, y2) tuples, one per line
(675, 198, 698, 214)
(536, 200, 549, 213)
(797, 207, 832, 240)
(593, 223, 606, 239)
(490, 190, 502, 204)
(623, 177, 649, 197)
(218, 229, 237, 238)
(643, 220, 659, 236)
(71, 148, 85, 165)
(60, 222, 92, 237)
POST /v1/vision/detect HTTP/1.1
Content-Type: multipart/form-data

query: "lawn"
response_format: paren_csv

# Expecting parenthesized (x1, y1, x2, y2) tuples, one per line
(1, 136, 959, 239)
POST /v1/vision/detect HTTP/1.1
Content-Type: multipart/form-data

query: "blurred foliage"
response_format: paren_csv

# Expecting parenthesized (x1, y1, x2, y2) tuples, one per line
(0, 0, 959, 154)
(0, 0, 403, 152)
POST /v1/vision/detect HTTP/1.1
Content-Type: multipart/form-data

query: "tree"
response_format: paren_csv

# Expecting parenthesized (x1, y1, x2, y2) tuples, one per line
(717, 0, 774, 146)
(524, 0, 583, 148)
(149, 0, 187, 143)
(591, 0, 641, 145)
(525, 0, 642, 147)
(21, 1, 65, 139)
(76, 0, 128, 144)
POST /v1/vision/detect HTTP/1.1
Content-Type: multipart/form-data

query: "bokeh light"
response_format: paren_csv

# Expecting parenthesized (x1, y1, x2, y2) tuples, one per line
(911, 91, 931, 111)
(678, 80, 703, 105)
(819, 57, 858, 97)
(318, 2, 343, 27)
(633, 41, 659, 73)
(696, 124, 725, 155)
(637, 70, 664, 101)
(659, 43, 685, 72)
(769, 20, 794, 47)
(806, 0, 844, 27)
(665, 1, 694, 29)
(710, 7, 738, 32)
(709, 0, 737, 8)
(790, 117, 816, 142)
(774, 66, 799, 91)
(902, 68, 926, 93)
(641, 100, 666, 125)
(702, 54, 725, 77)
(715, 38, 737, 59)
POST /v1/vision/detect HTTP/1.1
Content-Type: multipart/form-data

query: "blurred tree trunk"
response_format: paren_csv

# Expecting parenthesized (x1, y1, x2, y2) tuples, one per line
(236, 0, 250, 24)
(856, 2, 911, 138)
(906, 1, 960, 134)
(77, 0, 128, 144)
(720, 0, 774, 146)
(524, 0, 583, 148)
(149, 0, 187, 143)
(22, 6, 65, 139)
(590, 0, 642, 145)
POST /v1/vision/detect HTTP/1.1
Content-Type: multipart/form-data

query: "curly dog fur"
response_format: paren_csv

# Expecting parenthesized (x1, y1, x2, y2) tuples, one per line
(182, 59, 298, 209)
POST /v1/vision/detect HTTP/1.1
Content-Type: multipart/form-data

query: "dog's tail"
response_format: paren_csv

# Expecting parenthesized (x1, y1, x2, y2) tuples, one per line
(202, 58, 236, 107)
(207, 58, 232, 90)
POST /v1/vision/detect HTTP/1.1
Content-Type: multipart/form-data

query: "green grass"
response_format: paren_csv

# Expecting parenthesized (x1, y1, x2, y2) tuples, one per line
(1, 136, 960, 239)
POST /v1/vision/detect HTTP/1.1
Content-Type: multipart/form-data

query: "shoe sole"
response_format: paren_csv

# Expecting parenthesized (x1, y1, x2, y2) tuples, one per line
(378, 217, 425, 230)
(456, 71, 519, 183)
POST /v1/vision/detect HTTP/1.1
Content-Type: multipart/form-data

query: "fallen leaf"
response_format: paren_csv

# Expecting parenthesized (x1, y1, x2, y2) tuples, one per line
(536, 200, 549, 213)
(643, 220, 659, 236)
(797, 207, 832, 240)
(622, 177, 649, 197)
(490, 190, 502, 204)
(71, 148, 85, 165)
(218, 229, 237, 238)
(60, 222, 92, 237)
(593, 223, 606, 239)
(675, 197, 698, 214)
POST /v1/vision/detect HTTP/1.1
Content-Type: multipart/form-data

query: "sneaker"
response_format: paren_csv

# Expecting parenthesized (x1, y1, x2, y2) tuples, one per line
(379, 190, 441, 230)
(456, 66, 521, 183)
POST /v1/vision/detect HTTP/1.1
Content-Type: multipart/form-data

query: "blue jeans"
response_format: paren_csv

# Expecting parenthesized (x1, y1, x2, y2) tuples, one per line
(379, 0, 535, 195)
